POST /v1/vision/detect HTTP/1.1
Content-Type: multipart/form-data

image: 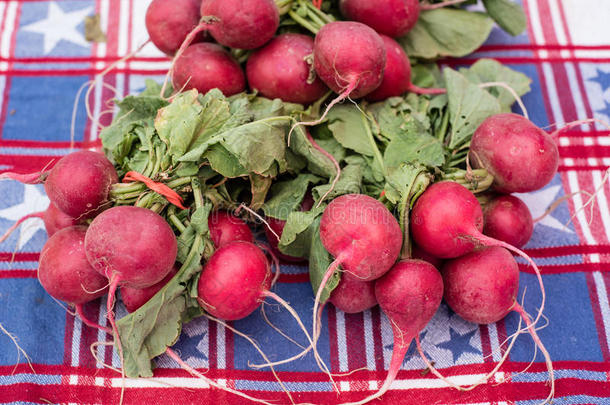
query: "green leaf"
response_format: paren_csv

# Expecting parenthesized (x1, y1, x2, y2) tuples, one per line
(383, 123, 445, 169)
(400, 9, 494, 59)
(278, 207, 324, 258)
(204, 144, 248, 178)
(444, 68, 502, 150)
(459, 59, 531, 112)
(327, 105, 373, 156)
(288, 126, 342, 179)
(117, 203, 212, 378)
(308, 217, 341, 304)
(262, 174, 322, 220)
(482, 0, 527, 36)
(312, 162, 364, 203)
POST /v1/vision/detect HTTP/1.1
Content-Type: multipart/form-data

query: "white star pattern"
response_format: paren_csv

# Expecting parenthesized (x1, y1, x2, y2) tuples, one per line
(21, 2, 93, 55)
(515, 185, 574, 233)
(0, 184, 49, 249)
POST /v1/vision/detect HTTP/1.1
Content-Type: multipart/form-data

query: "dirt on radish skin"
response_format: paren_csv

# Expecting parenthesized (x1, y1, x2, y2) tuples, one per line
(246, 33, 328, 105)
(145, 0, 205, 55)
(469, 113, 559, 193)
(200, 0, 279, 50)
(197, 241, 271, 321)
(339, 0, 420, 38)
(172, 43, 246, 96)
(313, 21, 386, 99)
(329, 274, 377, 314)
(38, 226, 108, 305)
(44, 150, 118, 219)
(483, 194, 534, 249)
(208, 211, 253, 248)
(343, 259, 442, 404)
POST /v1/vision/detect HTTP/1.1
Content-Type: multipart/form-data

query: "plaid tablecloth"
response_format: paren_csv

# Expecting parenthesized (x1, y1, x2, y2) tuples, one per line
(0, 1, 609, 404)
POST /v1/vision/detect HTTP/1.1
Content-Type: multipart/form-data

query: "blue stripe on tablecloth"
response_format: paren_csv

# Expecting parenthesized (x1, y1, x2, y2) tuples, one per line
(511, 368, 607, 382)
(234, 379, 334, 392)
(0, 147, 73, 156)
(0, 373, 61, 385)
(518, 395, 610, 404)
(0, 261, 38, 270)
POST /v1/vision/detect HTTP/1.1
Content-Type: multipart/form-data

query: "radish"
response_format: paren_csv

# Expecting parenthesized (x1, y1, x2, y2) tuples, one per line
(38, 226, 109, 330)
(42, 202, 83, 236)
(246, 33, 328, 104)
(85, 205, 178, 378)
(410, 181, 547, 328)
(121, 266, 179, 313)
(344, 259, 443, 404)
(469, 113, 559, 193)
(145, 0, 204, 55)
(426, 247, 554, 402)
(339, 0, 420, 38)
(366, 35, 446, 101)
(200, 0, 279, 50)
(483, 194, 533, 249)
(328, 274, 377, 314)
(411, 243, 443, 269)
(208, 211, 253, 249)
(172, 43, 246, 96)
(0, 151, 118, 219)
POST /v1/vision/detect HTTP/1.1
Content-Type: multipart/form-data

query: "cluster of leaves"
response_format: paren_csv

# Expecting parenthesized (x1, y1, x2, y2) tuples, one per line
(100, 58, 529, 378)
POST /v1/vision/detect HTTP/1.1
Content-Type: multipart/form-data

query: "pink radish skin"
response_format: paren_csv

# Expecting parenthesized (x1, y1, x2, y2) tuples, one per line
(200, 0, 279, 50)
(483, 194, 533, 249)
(172, 43, 246, 96)
(320, 194, 402, 281)
(43, 202, 83, 237)
(121, 266, 179, 313)
(145, 0, 205, 55)
(366, 35, 412, 102)
(410, 181, 547, 329)
(329, 274, 377, 314)
(38, 226, 108, 305)
(246, 33, 328, 104)
(411, 243, 444, 270)
(469, 113, 559, 193)
(44, 151, 118, 219)
(346, 259, 442, 404)
(339, 0, 420, 38)
(313, 21, 386, 99)
(197, 241, 272, 321)
(208, 211, 253, 249)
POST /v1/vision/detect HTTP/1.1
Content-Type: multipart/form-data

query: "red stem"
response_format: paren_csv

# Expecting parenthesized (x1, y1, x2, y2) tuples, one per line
(75, 303, 112, 334)
(0, 171, 48, 184)
(0, 212, 43, 244)
(105, 275, 125, 383)
(407, 83, 447, 95)
(304, 130, 341, 207)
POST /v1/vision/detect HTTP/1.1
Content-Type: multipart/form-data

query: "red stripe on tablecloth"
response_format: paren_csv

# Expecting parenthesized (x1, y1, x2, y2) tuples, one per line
(370, 306, 384, 372)
(523, 244, 610, 258)
(559, 165, 610, 172)
(586, 272, 610, 361)
(208, 319, 217, 369)
(0, 252, 39, 261)
(478, 44, 610, 52)
(226, 320, 234, 370)
(78, 300, 105, 369)
(559, 145, 610, 158)
(517, 262, 608, 274)
(0, 269, 36, 279)
(344, 312, 366, 371)
(327, 305, 339, 372)
(479, 324, 494, 364)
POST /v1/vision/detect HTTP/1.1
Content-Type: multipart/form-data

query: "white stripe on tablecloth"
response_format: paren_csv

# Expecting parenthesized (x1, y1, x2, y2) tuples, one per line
(487, 323, 502, 362)
(97, 300, 108, 369)
(362, 310, 376, 370)
(71, 316, 82, 367)
(335, 308, 348, 372)
(380, 311, 393, 370)
(217, 321, 226, 369)
(593, 272, 610, 355)
(591, 170, 610, 242)
(0, 2, 17, 59)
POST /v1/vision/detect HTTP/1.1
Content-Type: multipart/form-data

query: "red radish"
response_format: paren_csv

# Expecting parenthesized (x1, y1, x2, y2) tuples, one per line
(145, 0, 204, 55)
(483, 194, 533, 249)
(172, 43, 245, 96)
(208, 211, 253, 249)
(366, 35, 445, 101)
(43, 202, 83, 236)
(38, 226, 109, 330)
(313, 21, 386, 100)
(246, 33, 328, 104)
(411, 243, 443, 269)
(345, 259, 442, 404)
(328, 274, 377, 313)
(339, 0, 420, 38)
(121, 266, 179, 313)
(200, 0, 279, 50)
(428, 247, 554, 402)
(469, 113, 559, 193)
(410, 181, 547, 327)
(0, 151, 118, 220)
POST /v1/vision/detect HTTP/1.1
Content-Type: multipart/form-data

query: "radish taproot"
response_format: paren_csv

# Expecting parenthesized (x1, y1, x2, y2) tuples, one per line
(200, 0, 279, 50)
(246, 33, 328, 104)
(38, 226, 109, 330)
(344, 259, 443, 404)
(145, 0, 204, 55)
(172, 43, 246, 96)
(469, 113, 559, 193)
(483, 194, 533, 249)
